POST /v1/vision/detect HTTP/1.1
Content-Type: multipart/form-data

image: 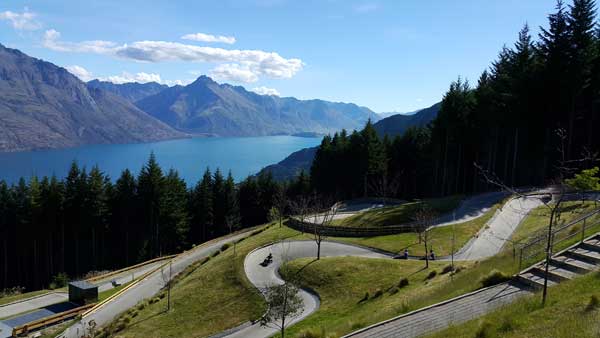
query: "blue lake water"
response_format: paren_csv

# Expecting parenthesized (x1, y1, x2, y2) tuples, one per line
(0, 136, 321, 185)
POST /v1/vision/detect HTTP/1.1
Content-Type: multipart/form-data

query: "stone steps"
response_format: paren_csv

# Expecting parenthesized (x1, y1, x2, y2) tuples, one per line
(518, 233, 600, 290)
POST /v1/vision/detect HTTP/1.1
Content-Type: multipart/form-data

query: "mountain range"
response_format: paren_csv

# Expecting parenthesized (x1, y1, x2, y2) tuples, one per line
(87, 80, 168, 103)
(135, 76, 378, 137)
(0, 44, 384, 152)
(373, 102, 440, 137)
(0, 44, 183, 152)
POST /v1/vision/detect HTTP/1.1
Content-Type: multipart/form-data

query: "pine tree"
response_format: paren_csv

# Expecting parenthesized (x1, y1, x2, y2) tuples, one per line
(190, 168, 214, 243)
(161, 169, 189, 253)
(138, 153, 165, 258)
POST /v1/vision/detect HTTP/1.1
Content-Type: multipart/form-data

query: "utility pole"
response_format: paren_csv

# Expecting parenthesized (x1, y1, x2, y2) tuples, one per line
(451, 211, 456, 279)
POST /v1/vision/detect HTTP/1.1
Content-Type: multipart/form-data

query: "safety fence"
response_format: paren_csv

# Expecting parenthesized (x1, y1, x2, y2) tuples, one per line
(12, 303, 95, 336)
(518, 206, 600, 271)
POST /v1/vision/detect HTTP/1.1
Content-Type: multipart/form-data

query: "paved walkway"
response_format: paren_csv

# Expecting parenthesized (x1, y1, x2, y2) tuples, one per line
(0, 292, 68, 319)
(433, 191, 507, 227)
(60, 231, 251, 338)
(344, 282, 530, 338)
(218, 192, 543, 338)
(453, 195, 544, 261)
(222, 241, 393, 338)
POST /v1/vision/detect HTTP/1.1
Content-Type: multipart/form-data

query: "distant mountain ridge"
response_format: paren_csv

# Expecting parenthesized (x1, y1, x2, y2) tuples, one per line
(373, 102, 441, 137)
(0, 44, 184, 152)
(257, 146, 317, 181)
(87, 80, 168, 103)
(135, 76, 379, 137)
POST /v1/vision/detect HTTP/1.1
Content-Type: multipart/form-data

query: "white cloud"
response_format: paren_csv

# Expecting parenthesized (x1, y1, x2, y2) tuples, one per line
(42, 30, 304, 82)
(65, 65, 190, 86)
(210, 63, 259, 83)
(0, 8, 41, 30)
(181, 33, 236, 44)
(66, 65, 94, 81)
(251, 86, 280, 96)
(164, 79, 195, 86)
(43, 29, 117, 54)
(103, 72, 162, 84)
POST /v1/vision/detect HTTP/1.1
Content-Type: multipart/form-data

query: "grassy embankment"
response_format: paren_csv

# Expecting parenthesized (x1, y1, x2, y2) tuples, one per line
(99, 199, 600, 338)
(331, 195, 463, 228)
(276, 200, 600, 337)
(425, 272, 600, 338)
(96, 197, 498, 338)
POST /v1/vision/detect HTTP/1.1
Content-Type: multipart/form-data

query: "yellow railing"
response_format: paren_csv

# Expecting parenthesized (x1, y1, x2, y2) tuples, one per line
(12, 303, 95, 336)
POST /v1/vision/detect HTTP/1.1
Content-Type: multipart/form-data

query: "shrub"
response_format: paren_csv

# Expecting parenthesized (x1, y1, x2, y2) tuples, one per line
(388, 287, 399, 295)
(455, 266, 464, 274)
(211, 250, 221, 257)
(220, 243, 231, 251)
(121, 315, 132, 324)
(250, 228, 265, 236)
(475, 320, 493, 338)
(358, 292, 369, 303)
(441, 265, 454, 275)
(372, 289, 383, 299)
(498, 317, 515, 332)
(586, 295, 599, 312)
(298, 328, 336, 338)
(480, 270, 511, 288)
(50, 272, 69, 289)
(350, 321, 365, 330)
(426, 270, 437, 280)
(236, 237, 246, 244)
(398, 278, 409, 288)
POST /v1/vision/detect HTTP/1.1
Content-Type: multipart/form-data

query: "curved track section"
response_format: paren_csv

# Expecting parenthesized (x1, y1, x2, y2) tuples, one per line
(222, 241, 392, 338)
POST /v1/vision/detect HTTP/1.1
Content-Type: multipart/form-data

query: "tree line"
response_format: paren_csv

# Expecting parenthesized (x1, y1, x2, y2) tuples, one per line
(310, 0, 600, 201)
(0, 153, 297, 291)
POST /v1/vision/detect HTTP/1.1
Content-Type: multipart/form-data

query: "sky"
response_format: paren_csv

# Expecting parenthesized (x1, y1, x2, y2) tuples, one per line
(0, 0, 556, 113)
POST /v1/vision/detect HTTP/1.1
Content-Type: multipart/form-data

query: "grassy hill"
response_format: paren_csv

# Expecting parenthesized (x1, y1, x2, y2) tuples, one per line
(425, 271, 600, 338)
(95, 199, 600, 338)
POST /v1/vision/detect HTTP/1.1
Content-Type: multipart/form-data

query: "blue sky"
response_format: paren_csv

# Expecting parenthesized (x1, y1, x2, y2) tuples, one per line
(0, 0, 555, 113)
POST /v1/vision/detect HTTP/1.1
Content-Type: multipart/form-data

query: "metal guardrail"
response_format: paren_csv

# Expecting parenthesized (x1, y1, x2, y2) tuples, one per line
(518, 206, 600, 271)
(86, 254, 176, 283)
(11, 303, 95, 336)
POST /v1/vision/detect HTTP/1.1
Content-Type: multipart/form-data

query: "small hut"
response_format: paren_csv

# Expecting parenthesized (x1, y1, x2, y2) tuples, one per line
(68, 280, 98, 304)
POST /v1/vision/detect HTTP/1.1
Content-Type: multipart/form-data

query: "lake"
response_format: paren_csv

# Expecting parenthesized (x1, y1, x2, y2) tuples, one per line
(0, 136, 322, 185)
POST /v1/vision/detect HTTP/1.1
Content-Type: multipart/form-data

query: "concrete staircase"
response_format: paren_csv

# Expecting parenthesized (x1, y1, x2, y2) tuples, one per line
(516, 233, 600, 290)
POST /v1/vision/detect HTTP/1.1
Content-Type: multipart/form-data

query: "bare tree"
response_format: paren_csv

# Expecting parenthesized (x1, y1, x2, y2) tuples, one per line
(289, 195, 312, 234)
(308, 197, 339, 260)
(475, 128, 597, 305)
(368, 173, 402, 206)
(160, 261, 173, 312)
(271, 188, 288, 228)
(412, 206, 437, 268)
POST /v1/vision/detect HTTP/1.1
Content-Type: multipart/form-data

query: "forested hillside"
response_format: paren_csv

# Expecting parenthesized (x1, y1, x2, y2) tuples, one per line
(310, 0, 600, 200)
(0, 155, 299, 290)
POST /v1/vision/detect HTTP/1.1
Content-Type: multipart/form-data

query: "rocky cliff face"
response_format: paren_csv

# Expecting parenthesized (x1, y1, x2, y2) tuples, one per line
(0, 44, 184, 152)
